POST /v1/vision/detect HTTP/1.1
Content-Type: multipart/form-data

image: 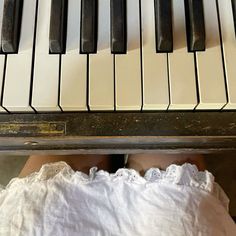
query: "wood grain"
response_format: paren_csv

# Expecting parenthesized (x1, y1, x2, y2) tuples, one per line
(0, 112, 235, 154)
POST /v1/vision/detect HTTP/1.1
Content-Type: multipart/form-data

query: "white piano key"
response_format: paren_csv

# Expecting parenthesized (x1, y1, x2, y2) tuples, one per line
(141, 0, 169, 110)
(32, 0, 61, 112)
(218, 0, 236, 110)
(168, 0, 197, 110)
(0, 0, 6, 112)
(3, 0, 36, 112)
(195, 0, 226, 110)
(89, 0, 114, 111)
(115, 0, 142, 110)
(60, 0, 87, 111)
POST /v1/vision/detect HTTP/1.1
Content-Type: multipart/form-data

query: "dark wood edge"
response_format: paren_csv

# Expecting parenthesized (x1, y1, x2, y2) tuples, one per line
(0, 112, 236, 153)
(2, 148, 236, 155)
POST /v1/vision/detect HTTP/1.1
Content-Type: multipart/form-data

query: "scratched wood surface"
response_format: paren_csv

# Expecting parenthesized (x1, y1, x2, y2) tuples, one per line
(0, 112, 236, 154)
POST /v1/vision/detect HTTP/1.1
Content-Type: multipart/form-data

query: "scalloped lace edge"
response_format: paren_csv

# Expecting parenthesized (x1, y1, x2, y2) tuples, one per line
(0, 162, 229, 210)
(2, 162, 215, 191)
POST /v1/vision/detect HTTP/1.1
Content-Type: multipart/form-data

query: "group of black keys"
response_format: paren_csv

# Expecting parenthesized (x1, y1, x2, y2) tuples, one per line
(1, 0, 236, 55)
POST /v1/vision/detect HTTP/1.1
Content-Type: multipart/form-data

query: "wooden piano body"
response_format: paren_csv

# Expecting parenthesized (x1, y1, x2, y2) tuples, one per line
(1, 112, 236, 155)
(0, 0, 235, 155)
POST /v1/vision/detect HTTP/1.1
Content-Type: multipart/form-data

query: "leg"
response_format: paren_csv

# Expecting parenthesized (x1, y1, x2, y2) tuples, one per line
(126, 154, 206, 176)
(19, 154, 113, 178)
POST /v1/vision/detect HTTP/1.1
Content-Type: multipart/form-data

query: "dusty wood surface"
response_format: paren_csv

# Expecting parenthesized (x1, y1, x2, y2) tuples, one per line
(0, 111, 235, 154)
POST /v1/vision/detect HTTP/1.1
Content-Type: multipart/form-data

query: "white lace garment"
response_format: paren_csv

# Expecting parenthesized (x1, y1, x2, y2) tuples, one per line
(0, 162, 235, 236)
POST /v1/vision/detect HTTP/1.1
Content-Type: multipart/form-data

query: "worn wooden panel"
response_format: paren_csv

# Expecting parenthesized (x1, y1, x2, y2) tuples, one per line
(0, 112, 235, 153)
(0, 111, 236, 136)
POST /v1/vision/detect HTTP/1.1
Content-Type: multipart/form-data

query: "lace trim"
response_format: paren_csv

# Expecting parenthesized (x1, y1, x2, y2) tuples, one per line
(144, 164, 214, 192)
(1, 162, 215, 193)
(0, 162, 229, 211)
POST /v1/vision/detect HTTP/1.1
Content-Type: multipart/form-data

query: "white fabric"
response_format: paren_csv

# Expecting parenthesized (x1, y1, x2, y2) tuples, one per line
(0, 162, 235, 236)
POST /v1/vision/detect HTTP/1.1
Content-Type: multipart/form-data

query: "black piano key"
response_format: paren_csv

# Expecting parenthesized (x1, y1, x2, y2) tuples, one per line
(80, 0, 98, 54)
(49, 0, 68, 54)
(232, 0, 236, 36)
(1, 0, 23, 53)
(184, 0, 205, 52)
(154, 0, 173, 53)
(110, 0, 127, 54)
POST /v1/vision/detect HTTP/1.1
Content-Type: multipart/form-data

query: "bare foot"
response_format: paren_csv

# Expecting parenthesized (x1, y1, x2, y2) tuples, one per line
(19, 155, 113, 178)
(126, 154, 206, 176)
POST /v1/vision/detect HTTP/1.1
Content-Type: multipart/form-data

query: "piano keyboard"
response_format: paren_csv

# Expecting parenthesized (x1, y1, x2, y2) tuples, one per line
(0, 0, 236, 112)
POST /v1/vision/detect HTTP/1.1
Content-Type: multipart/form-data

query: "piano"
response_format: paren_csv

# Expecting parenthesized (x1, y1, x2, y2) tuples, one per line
(0, 0, 236, 154)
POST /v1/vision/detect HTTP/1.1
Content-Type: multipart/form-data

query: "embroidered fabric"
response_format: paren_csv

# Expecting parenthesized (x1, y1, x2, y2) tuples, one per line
(1, 162, 212, 189)
(0, 161, 228, 209)
(0, 162, 235, 236)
